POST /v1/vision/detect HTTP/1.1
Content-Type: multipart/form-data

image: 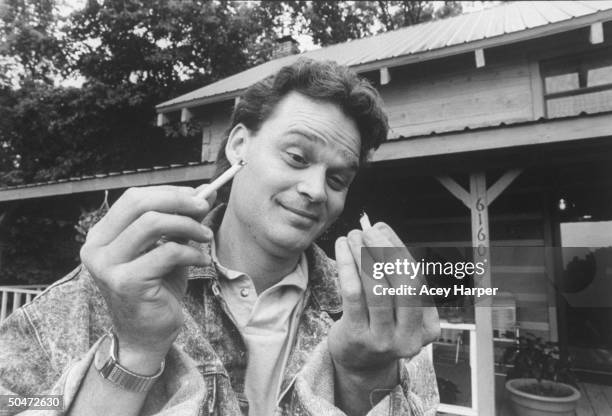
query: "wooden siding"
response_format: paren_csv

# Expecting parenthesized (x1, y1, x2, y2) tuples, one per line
(191, 102, 233, 163)
(382, 58, 534, 138)
(192, 57, 538, 157)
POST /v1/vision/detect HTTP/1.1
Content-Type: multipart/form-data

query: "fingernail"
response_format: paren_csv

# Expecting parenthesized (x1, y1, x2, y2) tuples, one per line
(194, 198, 208, 209)
(201, 225, 213, 239)
(200, 254, 211, 265)
(347, 231, 361, 244)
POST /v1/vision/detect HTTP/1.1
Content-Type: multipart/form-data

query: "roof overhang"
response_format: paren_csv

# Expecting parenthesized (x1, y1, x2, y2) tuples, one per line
(156, 89, 248, 113)
(0, 164, 216, 202)
(373, 112, 612, 162)
(350, 8, 612, 74)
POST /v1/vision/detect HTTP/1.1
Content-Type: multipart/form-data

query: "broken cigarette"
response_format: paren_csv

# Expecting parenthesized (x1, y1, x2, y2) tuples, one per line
(197, 160, 246, 200)
(359, 211, 372, 230)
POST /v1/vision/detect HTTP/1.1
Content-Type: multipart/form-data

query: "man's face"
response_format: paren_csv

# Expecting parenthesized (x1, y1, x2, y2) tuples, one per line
(228, 91, 361, 255)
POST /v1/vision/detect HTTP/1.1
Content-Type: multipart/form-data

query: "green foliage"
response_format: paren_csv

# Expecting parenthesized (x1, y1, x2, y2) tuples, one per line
(436, 377, 460, 404)
(503, 334, 578, 389)
(2, 211, 79, 284)
(75, 191, 109, 244)
(65, 0, 284, 89)
(0, 80, 202, 186)
(0, 0, 66, 84)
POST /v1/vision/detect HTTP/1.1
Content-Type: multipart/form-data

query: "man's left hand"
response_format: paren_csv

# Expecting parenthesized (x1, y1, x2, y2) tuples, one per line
(328, 222, 440, 412)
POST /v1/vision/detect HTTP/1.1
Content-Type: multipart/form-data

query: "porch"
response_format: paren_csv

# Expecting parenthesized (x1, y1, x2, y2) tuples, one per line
(495, 382, 612, 416)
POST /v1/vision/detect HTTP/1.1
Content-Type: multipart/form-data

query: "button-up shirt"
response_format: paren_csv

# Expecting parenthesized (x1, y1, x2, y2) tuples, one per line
(212, 241, 308, 415)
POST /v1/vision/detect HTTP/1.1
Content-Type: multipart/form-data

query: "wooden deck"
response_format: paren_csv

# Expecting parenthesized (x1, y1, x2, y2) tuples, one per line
(495, 382, 612, 416)
(576, 382, 612, 416)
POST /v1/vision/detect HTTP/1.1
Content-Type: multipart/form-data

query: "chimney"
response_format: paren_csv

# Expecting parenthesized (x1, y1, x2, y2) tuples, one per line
(272, 36, 299, 59)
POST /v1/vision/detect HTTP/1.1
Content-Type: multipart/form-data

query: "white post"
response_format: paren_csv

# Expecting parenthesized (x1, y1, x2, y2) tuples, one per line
(590, 22, 604, 44)
(12, 291, 21, 312)
(380, 67, 391, 85)
(180, 108, 193, 135)
(475, 49, 485, 68)
(156, 112, 168, 127)
(470, 172, 495, 416)
(0, 289, 7, 321)
(180, 108, 193, 123)
(470, 329, 478, 411)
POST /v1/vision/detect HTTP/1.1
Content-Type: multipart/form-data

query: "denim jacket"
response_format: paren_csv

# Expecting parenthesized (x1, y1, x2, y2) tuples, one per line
(0, 206, 439, 415)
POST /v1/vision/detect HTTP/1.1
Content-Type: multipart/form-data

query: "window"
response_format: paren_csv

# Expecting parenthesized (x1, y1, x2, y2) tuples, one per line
(541, 48, 612, 118)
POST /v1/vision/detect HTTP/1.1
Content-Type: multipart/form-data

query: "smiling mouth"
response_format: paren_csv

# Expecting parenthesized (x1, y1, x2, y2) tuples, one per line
(279, 202, 319, 221)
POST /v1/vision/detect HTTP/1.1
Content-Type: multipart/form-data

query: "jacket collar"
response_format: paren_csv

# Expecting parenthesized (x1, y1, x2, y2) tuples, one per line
(187, 204, 342, 314)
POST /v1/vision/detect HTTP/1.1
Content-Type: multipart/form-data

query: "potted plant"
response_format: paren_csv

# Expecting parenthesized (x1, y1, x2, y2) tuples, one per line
(437, 377, 460, 405)
(502, 334, 580, 416)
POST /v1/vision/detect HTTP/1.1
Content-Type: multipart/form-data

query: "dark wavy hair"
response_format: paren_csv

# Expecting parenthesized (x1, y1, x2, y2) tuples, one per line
(213, 58, 389, 203)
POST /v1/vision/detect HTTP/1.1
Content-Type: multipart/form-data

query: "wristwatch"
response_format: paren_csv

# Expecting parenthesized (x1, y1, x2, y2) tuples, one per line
(94, 330, 165, 393)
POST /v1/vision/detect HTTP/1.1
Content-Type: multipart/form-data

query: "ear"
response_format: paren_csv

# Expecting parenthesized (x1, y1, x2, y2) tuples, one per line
(225, 123, 251, 166)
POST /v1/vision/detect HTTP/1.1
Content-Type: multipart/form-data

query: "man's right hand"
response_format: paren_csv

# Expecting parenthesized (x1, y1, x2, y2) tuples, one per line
(80, 185, 214, 373)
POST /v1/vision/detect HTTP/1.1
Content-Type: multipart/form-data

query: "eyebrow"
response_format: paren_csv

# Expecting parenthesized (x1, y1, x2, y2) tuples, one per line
(286, 128, 360, 172)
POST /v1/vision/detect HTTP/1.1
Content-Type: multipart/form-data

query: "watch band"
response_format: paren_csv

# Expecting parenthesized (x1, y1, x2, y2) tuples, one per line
(95, 330, 165, 393)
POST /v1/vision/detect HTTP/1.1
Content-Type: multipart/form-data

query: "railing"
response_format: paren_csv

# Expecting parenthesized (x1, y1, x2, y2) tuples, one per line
(0, 285, 48, 322)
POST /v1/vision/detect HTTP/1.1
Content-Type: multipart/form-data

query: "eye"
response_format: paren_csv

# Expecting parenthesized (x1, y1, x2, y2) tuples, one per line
(286, 151, 308, 167)
(327, 175, 348, 191)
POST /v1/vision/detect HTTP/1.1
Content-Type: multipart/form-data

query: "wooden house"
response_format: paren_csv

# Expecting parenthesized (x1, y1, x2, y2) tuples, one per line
(1, 2, 611, 414)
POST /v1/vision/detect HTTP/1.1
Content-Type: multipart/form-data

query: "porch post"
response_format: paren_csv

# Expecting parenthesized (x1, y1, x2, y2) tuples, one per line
(0, 210, 6, 271)
(436, 169, 523, 416)
(469, 172, 495, 416)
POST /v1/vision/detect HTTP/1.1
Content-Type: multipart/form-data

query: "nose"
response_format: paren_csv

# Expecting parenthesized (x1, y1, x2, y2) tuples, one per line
(296, 166, 327, 203)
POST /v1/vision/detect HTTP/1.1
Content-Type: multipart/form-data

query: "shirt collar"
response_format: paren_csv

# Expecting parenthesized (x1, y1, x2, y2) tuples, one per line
(210, 238, 309, 292)
(187, 203, 341, 313)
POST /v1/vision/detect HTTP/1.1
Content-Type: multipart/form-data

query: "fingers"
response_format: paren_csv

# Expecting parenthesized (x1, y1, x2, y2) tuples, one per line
(335, 236, 368, 325)
(370, 222, 403, 247)
(361, 224, 416, 293)
(116, 242, 210, 287)
(346, 230, 394, 335)
(421, 306, 441, 345)
(360, 222, 437, 353)
(194, 184, 218, 207)
(88, 186, 211, 246)
(107, 212, 213, 263)
(362, 222, 427, 304)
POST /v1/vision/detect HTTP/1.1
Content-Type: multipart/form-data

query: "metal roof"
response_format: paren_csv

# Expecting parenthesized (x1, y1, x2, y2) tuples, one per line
(0, 161, 207, 191)
(0, 161, 217, 202)
(157, 1, 612, 111)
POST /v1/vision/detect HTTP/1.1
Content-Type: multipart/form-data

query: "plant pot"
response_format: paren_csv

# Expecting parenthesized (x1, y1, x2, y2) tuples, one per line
(505, 378, 581, 416)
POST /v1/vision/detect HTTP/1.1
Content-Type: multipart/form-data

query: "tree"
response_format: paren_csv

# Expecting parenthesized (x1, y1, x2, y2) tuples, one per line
(291, 1, 463, 46)
(0, 0, 66, 85)
(65, 0, 288, 90)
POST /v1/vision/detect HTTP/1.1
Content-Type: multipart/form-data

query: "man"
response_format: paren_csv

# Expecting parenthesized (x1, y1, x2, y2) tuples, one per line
(0, 58, 439, 415)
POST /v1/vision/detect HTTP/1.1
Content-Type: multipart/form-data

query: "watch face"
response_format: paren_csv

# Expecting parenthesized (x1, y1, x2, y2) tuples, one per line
(94, 334, 113, 371)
